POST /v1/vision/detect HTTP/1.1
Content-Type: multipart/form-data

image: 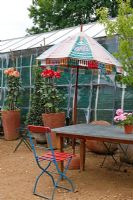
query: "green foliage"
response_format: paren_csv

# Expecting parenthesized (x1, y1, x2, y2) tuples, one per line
(25, 67, 65, 125)
(39, 73, 65, 114)
(27, 0, 120, 34)
(122, 114, 133, 126)
(25, 67, 45, 126)
(97, 0, 133, 86)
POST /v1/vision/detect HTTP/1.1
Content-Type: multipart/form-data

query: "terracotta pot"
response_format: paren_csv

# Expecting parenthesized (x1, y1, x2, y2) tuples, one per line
(124, 125, 133, 134)
(32, 132, 47, 144)
(1, 110, 20, 140)
(67, 155, 80, 170)
(86, 120, 117, 154)
(42, 112, 65, 147)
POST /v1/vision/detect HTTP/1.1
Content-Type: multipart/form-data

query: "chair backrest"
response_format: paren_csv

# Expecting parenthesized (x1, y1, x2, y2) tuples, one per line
(27, 125, 54, 159)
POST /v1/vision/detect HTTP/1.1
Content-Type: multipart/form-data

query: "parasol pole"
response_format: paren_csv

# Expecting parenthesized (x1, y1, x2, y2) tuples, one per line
(72, 24, 83, 125)
(72, 67, 79, 125)
(72, 24, 83, 154)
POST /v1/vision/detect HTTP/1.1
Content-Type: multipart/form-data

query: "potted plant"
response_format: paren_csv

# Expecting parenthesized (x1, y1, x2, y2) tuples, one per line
(114, 108, 133, 134)
(25, 67, 47, 143)
(40, 68, 66, 146)
(114, 108, 133, 164)
(1, 67, 22, 140)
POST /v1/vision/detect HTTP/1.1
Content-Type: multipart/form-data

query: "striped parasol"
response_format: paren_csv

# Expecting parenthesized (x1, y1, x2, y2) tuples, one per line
(37, 31, 122, 124)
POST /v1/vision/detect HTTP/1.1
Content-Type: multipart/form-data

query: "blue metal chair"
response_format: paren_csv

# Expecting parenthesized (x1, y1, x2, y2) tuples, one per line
(27, 125, 76, 200)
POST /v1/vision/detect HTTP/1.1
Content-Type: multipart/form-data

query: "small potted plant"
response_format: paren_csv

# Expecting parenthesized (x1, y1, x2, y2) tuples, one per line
(1, 67, 22, 140)
(114, 108, 133, 164)
(114, 108, 133, 134)
(40, 68, 65, 146)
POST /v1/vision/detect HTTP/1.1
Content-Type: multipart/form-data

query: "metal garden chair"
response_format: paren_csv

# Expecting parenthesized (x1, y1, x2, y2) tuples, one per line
(86, 121, 118, 168)
(13, 127, 32, 152)
(27, 125, 76, 200)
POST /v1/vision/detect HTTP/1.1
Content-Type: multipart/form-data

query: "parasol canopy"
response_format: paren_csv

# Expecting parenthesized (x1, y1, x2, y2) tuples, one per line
(37, 31, 122, 124)
(37, 32, 122, 70)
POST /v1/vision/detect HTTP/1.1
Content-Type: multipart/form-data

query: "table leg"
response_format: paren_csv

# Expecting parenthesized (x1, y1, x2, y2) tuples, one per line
(80, 139, 86, 171)
(56, 134, 64, 173)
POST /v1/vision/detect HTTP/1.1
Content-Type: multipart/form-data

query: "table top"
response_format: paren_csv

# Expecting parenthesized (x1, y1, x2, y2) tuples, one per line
(52, 124, 133, 143)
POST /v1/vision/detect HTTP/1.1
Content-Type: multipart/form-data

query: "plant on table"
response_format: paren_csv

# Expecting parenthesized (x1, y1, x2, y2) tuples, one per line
(114, 109, 133, 126)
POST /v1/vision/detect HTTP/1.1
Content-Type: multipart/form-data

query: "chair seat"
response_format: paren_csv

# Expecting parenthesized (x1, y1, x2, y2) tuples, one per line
(39, 151, 75, 162)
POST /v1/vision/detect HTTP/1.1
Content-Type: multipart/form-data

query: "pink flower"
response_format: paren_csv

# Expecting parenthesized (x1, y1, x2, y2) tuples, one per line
(127, 113, 132, 116)
(114, 116, 120, 122)
(4, 69, 9, 75)
(12, 71, 20, 77)
(4, 67, 19, 77)
(116, 109, 123, 116)
(114, 114, 127, 122)
(118, 114, 127, 121)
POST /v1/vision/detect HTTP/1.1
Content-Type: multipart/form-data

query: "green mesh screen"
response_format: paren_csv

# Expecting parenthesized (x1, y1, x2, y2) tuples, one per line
(0, 37, 133, 125)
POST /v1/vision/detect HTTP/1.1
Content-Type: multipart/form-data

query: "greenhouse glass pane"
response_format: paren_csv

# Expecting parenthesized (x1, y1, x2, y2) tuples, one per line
(21, 67, 30, 86)
(22, 56, 31, 66)
(21, 88, 31, 107)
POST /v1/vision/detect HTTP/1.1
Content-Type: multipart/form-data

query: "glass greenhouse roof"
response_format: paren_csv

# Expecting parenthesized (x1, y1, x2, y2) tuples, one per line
(0, 22, 106, 53)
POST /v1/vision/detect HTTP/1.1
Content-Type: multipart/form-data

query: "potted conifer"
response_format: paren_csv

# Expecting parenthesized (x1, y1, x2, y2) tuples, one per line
(25, 67, 46, 143)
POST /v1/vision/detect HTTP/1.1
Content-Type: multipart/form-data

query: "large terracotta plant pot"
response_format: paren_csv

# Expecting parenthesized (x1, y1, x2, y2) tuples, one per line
(86, 120, 117, 154)
(1, 110, 20, 140)
(42, 112, 65, 147)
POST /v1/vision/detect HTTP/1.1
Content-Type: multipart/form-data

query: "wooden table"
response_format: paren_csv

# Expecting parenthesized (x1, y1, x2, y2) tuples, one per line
(52, 124, 133, 171)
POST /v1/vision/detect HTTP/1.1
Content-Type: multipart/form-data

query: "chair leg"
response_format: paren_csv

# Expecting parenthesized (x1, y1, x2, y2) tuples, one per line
(34, 158, 75, 200)
(23, 138, 32, 151)
(13, 137, 32, 152)
(51, 171, 75, 200)
(118, 144, 129, 171)
(13, 139, 23, 152)
(100, 142, 118, 168)
(34, 162, 56, 200)
(50, 158, 75, 200)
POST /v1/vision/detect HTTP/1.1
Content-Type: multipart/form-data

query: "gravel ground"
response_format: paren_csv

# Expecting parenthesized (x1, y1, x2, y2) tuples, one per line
(0, 137, 133, 200)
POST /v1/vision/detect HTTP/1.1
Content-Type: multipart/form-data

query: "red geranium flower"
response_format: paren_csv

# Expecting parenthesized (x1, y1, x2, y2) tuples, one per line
(41, 69, 61, 79)
(54, 71, 61, 78)
(41, 69, 55, 78)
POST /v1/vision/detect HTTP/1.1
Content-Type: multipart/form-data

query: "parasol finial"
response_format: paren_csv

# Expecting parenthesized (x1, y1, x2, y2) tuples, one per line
(80, 24, 83, 32)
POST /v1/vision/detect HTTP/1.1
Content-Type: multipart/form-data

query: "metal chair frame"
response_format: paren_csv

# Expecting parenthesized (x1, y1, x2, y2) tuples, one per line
(100, 142, 130, 171)
(13, 127, 32, 152)
(100, 142, 118, 167)
(27, 125, 76, 200)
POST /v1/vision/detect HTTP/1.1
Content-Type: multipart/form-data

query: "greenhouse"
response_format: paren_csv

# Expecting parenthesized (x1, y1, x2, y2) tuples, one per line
(0, 22, 133, 124)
